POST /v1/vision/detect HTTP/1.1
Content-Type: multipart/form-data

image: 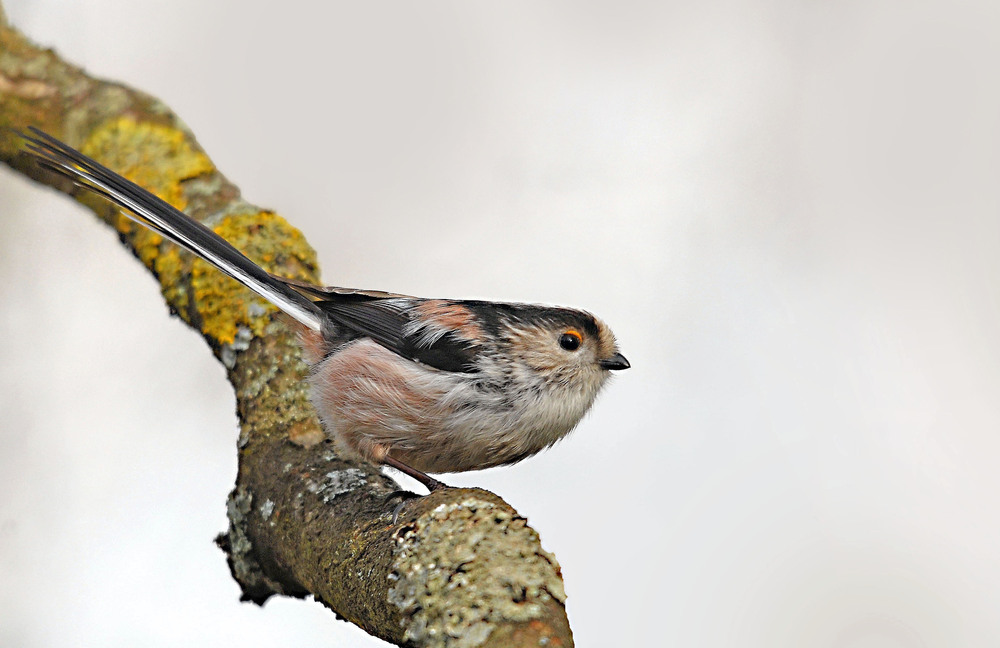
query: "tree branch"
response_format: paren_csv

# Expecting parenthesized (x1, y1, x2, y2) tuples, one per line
(0, 11, 573, 648)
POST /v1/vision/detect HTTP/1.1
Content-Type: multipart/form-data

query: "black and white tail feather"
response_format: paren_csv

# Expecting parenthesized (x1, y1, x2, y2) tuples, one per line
(22, 127, 324, 332)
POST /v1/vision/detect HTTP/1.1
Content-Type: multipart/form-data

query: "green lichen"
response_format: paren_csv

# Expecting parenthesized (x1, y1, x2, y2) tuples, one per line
(304, 468, 369, 504)
(225, 486, 257, 579)
(389, 497, 567, 648)
(220, 486, 289, 603)
(231, 318, 318, 449)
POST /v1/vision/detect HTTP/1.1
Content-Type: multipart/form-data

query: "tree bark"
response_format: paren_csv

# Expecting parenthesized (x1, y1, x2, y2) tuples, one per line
(0, 10, 573, 648)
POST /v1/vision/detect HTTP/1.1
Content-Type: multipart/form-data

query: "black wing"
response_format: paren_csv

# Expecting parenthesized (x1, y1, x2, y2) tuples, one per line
(319, 298, 481, 373)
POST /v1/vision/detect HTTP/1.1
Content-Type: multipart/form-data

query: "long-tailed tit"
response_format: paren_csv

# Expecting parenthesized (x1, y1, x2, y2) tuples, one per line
(23, 128, 629, 491)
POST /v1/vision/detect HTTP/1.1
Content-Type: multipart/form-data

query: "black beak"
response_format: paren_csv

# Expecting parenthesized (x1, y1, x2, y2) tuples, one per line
(599, 352, 630, 371)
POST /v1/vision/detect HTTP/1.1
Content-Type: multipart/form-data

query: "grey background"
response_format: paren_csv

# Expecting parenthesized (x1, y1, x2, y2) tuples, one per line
(2, 1, 999, 646)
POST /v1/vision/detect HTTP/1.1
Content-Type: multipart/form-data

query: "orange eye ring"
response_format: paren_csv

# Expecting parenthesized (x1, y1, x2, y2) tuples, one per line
(559, 329, 583, 351)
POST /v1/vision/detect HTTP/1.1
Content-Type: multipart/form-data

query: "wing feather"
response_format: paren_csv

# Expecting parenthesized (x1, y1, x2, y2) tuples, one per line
(319, 298, 481, 373)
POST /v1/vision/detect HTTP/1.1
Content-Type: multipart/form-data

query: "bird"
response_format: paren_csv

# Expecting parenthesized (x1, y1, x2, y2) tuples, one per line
(22, 127, 630, 491)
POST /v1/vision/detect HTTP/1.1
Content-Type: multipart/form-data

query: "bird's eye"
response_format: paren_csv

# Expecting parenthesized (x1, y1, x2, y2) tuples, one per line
(559, 330, 583, 351)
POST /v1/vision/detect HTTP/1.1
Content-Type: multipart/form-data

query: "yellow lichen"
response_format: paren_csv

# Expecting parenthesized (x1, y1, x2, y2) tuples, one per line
(81, 116, 213, 218)
(191, 210, 318, 345)
(75, 117, 319, 346)
(79, 117, 215, 315)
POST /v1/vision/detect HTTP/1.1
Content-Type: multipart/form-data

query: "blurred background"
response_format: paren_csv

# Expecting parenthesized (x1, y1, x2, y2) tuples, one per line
(2, 1, 999, 646)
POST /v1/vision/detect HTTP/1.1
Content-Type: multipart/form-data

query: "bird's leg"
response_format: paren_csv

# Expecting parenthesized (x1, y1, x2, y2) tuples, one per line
(382, 455, 449, 492)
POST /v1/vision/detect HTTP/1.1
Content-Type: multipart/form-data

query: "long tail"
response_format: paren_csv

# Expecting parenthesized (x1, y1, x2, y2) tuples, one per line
(22, 127, 324, 332)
